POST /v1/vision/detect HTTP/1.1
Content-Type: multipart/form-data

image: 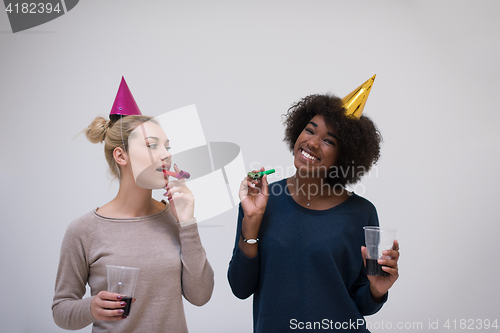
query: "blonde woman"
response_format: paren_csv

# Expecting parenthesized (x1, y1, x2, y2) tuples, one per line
(52, 78, 214, 332)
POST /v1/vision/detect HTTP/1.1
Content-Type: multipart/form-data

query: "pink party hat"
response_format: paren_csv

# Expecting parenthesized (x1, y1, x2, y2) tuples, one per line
(109, 77, 143, 116)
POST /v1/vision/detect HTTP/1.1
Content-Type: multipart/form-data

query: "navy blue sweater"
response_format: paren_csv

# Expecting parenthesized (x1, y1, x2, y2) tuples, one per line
(228, 179, 387, 332)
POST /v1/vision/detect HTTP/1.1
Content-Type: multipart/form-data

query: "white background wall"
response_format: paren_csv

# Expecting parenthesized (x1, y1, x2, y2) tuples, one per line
(1, 1, 499, 332)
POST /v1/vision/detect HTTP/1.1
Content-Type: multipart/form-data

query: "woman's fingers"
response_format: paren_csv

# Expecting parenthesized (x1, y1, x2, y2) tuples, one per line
(99, 299, 126, 309)
(381, 265, 399, 278)
(393, 239, 399, 251)
(93, 309, 126, 321)
(166, 185, 189, 197)
(168, 193, 190, 202)
(382, 241, 400, 261)
(167, 185, 181, 194)
(97, 291, 122, 302)
(378, 258, 398, 269)
(167, 179, 192, 191)
(239, 178, 251, 201)
(379, 242, 399, 279)
(167, 180, 184, 189)
(94, 292, 123, 309)
(360, 246, 367, 267)
(96, 290, 123, 302)
(382, 249, 399, 261)
(240, 167, 270, 204)
(248, 178, 260, 190)
(91, 291, 128, 321)
(166, 187, 194, 202)
(380, 241, 399, 271)
(241, 178, 263, 196)
(260, 175, 269, 196)
(240, 177, 260, 196)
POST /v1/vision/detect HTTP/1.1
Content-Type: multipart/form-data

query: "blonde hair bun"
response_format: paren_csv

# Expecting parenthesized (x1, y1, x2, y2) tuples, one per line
(84, 115, 154, 179)
(85, 117, 109, 144)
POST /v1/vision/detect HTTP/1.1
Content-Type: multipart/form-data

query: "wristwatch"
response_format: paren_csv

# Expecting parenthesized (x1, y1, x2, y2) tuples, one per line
(242, 233, 259, 244)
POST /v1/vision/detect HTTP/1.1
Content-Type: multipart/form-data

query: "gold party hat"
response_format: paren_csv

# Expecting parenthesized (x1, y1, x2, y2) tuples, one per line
(341, 75, 376, 118)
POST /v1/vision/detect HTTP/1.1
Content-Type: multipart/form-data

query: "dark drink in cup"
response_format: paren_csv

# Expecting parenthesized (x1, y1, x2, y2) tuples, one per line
(122, 296, 133, 316)
(363, 226, 396, 276)
(366, 258, 389, 276)
(106, 265, 140, 316)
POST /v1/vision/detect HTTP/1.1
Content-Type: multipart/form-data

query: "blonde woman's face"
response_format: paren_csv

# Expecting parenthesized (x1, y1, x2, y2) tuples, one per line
(128, 121, 172, 189)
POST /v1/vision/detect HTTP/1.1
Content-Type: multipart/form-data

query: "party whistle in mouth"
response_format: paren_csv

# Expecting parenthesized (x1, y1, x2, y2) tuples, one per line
(247, 169, 275, 180)
(163, 169, 191, 179)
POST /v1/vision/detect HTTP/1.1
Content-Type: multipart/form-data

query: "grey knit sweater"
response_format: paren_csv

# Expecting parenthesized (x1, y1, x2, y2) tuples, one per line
(52, 205, 214, 332)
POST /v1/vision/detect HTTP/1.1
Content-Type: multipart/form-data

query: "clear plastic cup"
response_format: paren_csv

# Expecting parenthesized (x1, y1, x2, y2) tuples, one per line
(363, 226, 397, 276)
(106, 265, 140, 316)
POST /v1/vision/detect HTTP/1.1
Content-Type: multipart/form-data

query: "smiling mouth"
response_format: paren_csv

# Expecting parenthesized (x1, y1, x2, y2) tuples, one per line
(300, 148, 320, 161)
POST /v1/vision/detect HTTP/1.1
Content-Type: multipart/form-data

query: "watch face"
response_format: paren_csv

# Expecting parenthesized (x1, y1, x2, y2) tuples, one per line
(245, 239, 258, 244)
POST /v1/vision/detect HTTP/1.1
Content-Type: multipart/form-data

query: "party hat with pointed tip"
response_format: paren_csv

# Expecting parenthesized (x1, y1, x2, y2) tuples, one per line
(341, 75, 376, 118)
(110, 77, 143, 118)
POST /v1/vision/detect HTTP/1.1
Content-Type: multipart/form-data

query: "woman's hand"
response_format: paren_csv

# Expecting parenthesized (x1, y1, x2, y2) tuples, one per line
(239, 167, 270, 218)
(237, 167, 270, 258)
(361, 240, 400, 302)
(90, 291, 135, 321)
(166, 164, 195, 223)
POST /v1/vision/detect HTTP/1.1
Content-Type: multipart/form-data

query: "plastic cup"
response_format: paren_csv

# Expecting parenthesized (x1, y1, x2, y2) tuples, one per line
(363, 226, 397, 276)
(106, 265, 140, 316)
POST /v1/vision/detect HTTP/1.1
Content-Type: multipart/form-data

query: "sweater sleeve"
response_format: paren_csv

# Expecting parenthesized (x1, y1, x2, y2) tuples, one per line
(350, 264, 388, 316)
(350, 203, 387, 316)
(52, 218, 96, 330)
(178, 220, 214, 306)
(227, 204, 260, 299)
